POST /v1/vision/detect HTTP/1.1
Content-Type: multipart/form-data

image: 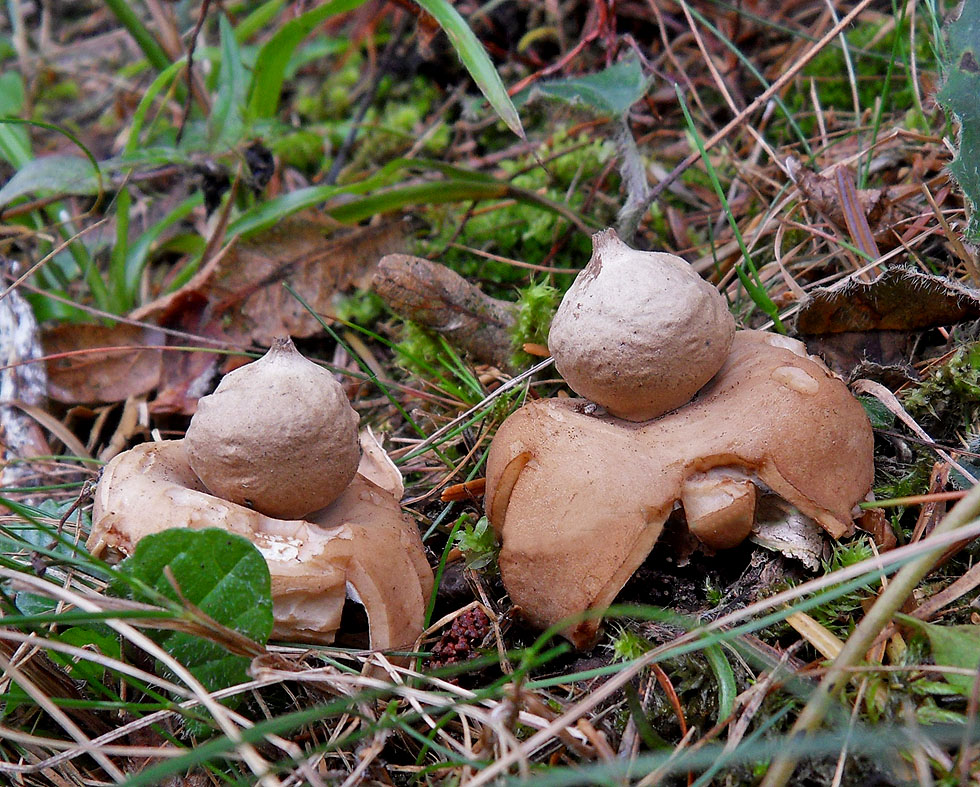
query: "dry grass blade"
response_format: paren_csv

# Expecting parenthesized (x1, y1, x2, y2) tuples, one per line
(0, 648, 125, 780)
(853, 379, 977, 483)
(761, 482, 980, 787)
(1, 569, 282, 786)
(835, 166, 880, 263)
(466, 515, 980, 783)
(644, 0, 878, 205)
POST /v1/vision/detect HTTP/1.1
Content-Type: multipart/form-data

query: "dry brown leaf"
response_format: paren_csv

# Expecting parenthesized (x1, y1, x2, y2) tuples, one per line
(801, 331, 916, 378)
(797, 268, 980, 376)
(857, 508, 898, 552)
(42, 323, 164, 404)
(797, 268, 980, 334)
(137, 217, 414, 343)
(788, 159, 888, 229)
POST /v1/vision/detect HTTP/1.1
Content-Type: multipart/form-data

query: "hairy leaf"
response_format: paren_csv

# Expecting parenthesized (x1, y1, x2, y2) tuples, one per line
(900, 615, 980, 696)
(519, 52, 651, 117)
(938, 0, 980, 239)
(0, 155, 100, 206)
(117, 528, 273, 695)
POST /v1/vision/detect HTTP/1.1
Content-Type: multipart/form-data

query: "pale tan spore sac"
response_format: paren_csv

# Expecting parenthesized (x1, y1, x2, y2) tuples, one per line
(548, 229, 735, 421)
(185, 337, 360, 519)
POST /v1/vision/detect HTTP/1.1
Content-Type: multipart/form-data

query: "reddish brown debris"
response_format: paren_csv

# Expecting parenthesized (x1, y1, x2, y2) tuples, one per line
(428, 607, 492, 671)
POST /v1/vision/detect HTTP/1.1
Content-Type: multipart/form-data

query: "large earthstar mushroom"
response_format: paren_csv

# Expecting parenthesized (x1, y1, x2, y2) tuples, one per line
(486, 329, 874, 648)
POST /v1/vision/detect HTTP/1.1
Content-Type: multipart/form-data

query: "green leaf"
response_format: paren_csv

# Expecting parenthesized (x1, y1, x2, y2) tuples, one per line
(858, 395, 895, 430)
(121, 62, 185, 158)
(50, 627, 121, 685)
(413, 0, 525, 139)
(117, 528, 273, 695)
(518, 52, 651, 117)
(938, 0, 980, 240)
(247, 0, 367, 121)
(0, 73, 31, 167)
(899, 614, 980, 696)
(0, 154, 100, 207)
(453, 515, 498, 570)
(226, 157, 591, 237)
(208, 14, 249, 150)
(104, 0, 172, 73)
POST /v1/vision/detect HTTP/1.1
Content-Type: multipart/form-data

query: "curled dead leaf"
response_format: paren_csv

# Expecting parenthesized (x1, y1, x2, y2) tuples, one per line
(42, 323, 164, 404)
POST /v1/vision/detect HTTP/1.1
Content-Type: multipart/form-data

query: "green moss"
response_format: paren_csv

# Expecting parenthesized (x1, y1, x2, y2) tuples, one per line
(422, 127, 615, 287)
(786, 17, 936, 137)
(270, 129, 325, 173)
(609, 626, 651, 662)
(334, 290, 385, 326)
(509, 280, 559, 367)
(339, 77, 447, 174)
(806, 537, 878, 639)
(904, 342, 980, 429)
(393, 321, 445, 377)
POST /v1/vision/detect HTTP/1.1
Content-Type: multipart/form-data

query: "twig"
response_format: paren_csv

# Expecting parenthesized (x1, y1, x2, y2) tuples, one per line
(176, 0, 213, 144)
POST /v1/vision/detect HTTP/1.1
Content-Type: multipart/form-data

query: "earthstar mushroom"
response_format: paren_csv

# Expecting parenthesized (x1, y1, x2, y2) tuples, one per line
(484, 330, 874, 648)
(89, 439, 432, 650)
(90, 338, 432, 650)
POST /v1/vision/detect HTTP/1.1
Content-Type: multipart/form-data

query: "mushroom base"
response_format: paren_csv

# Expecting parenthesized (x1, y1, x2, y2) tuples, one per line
(89, 440, 433, 651)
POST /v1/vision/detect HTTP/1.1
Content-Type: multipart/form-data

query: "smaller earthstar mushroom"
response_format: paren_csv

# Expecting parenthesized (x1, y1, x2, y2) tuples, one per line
(88, 439, 433, 650)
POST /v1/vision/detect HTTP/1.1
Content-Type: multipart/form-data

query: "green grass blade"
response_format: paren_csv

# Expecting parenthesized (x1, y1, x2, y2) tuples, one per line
(0, 72, 32, 167)
(103, 0, 172, 72)
(681, 1, 812, 158)
(675, 85, 785, 332)
(208, 14, 248, 150)
(246, 0, 368, 121)
(704, 642, 737, 724)
(234, 0, 287, 43)
(424, 514, 468, 627)
(413, 0, 525, 139)
(110, 59, 186, 308)
(123, 61, 185, 158)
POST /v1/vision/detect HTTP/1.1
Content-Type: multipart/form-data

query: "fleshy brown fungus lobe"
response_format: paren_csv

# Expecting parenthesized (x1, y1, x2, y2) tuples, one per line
(484, 330, 873, 647)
